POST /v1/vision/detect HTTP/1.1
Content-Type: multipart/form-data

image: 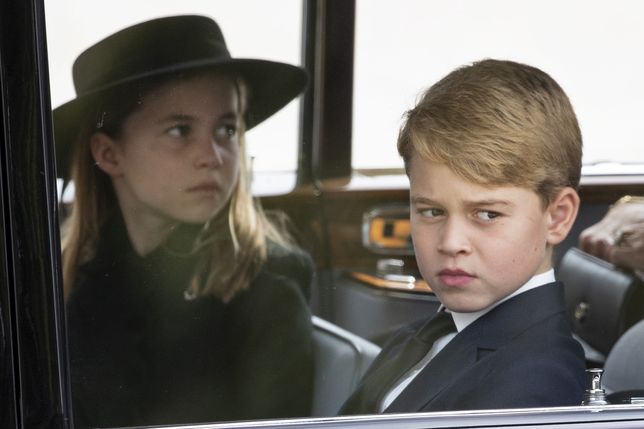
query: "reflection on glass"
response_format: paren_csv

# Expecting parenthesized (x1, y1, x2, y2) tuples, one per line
(47, 7, 313, 427)
(341, 59, 587, 415)
(45, 0, 303, 175)
(353, 0, 644, 171)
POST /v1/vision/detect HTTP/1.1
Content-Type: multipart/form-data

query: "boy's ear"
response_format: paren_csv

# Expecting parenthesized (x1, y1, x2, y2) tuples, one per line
(90, 132, 123, 177)
(545, 187, 580, 245)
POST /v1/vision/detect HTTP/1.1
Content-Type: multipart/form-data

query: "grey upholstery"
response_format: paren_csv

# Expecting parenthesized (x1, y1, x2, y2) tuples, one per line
(311, 315, 381, 416)
(603, 319, 644, 394)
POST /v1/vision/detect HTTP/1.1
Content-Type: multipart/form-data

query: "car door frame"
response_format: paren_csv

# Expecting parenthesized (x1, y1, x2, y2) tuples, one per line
(0, 0, 70, 427)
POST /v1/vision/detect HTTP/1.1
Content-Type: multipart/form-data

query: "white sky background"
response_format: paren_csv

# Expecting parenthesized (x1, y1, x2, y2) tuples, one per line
(44, 0, 303, 173)
(45, 0, 644, 174)
(353, 0, 644, 170)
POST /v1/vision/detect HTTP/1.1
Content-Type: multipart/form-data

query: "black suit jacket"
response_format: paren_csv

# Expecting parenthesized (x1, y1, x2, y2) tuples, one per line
(340, 282, 586, 414)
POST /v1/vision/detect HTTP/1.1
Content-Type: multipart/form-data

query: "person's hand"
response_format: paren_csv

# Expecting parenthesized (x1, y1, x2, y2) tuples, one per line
(579, 198, 644, 271)
(609, 221, 644, 271)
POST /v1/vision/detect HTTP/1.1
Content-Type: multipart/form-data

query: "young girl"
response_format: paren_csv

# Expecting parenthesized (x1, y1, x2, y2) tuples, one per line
(54, 15, 314, 427)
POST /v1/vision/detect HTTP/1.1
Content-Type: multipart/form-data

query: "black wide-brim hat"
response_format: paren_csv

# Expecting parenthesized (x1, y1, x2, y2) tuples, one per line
(53, 14, 308, 179)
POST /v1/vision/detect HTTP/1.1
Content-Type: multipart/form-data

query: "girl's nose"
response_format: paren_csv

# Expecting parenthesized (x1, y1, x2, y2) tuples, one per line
(195, 138, 223, 168)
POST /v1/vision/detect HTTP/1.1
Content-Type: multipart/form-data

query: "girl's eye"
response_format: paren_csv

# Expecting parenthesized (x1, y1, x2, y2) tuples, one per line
(215, 124, 238, 142)
(167, 124, 190, 138)
(419, 207, 444, 218)
(476, 210, 500, 221)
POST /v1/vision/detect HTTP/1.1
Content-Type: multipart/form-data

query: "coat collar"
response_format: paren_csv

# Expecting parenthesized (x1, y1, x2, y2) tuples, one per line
(451, 269, 556, 332)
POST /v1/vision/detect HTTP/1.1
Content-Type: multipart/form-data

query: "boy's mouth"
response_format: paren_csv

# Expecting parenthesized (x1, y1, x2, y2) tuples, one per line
(438, 268, 475, 287)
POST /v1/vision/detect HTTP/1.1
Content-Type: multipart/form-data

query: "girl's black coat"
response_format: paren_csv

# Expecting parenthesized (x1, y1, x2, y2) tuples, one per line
(66, 214, 314, 428)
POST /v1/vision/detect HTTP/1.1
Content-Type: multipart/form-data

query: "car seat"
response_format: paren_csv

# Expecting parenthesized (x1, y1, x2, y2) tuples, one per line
(556, 247, 644, 363)
(311, 315, 381, 416)
(602, 318, 644, 395)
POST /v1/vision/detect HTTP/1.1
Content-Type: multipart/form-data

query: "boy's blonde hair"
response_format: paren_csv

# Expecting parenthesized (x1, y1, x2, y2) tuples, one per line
(397, 59, 582, 206)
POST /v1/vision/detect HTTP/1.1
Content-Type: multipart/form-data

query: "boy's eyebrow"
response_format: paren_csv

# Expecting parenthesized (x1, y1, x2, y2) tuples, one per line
(463, 199, 514, 208)
(410, 195, 514, 207)
(410, 195, 437, 205)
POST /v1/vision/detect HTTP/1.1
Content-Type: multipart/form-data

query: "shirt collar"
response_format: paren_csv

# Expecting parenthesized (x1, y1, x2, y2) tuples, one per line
(445, 269, 555, 333)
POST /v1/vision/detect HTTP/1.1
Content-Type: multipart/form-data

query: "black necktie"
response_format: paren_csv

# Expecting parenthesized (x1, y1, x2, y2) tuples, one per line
(340, 310, 458, 415)
(378, 310, 457, 412)
(416, 309, 457, 345)
(374, 311, 457, 406)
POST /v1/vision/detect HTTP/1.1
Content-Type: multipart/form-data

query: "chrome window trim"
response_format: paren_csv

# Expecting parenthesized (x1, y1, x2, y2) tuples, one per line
(115, 405, 644, 429)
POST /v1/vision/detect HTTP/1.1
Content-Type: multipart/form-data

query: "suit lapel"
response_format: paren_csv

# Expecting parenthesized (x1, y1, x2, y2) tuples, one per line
(385, 321, 481, 412)
(385, 282, 566, 413)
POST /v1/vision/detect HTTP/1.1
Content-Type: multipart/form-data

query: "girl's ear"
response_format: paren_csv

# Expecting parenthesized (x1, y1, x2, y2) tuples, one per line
(546, 187, 580, 246)
(90, 132, 123, 177)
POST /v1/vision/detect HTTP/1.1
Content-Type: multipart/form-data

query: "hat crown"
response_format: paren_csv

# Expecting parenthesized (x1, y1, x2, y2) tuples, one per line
(72, 15, 230, 95)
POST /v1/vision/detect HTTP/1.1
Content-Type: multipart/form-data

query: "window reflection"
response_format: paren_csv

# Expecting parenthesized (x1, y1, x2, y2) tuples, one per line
(46, 3, 312, 427)
(45, 0, 303, 176)
(44, 2, 644, 428)
(353, 0, 644, 172)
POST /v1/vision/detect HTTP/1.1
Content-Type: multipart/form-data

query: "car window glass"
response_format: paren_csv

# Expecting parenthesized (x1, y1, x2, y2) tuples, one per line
(353, 0, 644, 174)
(39, 1, 644, 427)
(44, 1, 308, 427)
(45, 0, 302, 195)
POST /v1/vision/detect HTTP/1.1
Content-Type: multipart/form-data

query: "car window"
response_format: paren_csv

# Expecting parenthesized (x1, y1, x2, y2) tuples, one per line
(353, 0, 644, 175)
(45, 0, 302, 195)
(43, 1, 308, 427)
(37, 0, 644, 428)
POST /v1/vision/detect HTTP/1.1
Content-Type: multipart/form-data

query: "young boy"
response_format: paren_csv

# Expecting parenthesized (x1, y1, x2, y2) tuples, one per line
(340, 59, 586, 414)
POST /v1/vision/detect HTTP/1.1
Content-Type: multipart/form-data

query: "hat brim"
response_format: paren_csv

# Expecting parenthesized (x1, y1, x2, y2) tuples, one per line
(53, 58, 308, 180)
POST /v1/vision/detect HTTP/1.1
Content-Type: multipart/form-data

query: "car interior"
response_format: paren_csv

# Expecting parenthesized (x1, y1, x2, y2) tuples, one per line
(4, 0, 644, 428)
(264, 189, 644, 410)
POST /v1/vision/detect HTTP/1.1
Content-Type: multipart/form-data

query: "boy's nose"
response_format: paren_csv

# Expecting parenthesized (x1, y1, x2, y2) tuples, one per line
(437, 218, 472, 256)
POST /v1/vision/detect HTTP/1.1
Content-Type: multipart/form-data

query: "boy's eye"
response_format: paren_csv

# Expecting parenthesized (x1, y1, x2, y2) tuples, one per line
(419, 207, 444, 218)
(475, 210, 500, 221)
(167, 124, 190, 138)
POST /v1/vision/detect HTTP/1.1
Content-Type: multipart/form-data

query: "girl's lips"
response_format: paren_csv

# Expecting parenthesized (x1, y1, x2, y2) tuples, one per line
(438, 269, 475, 287)
(187, 182, 219, 193)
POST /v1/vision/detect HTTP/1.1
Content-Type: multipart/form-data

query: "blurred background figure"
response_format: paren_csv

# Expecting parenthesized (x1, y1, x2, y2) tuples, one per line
(579, 195, 644, 274)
